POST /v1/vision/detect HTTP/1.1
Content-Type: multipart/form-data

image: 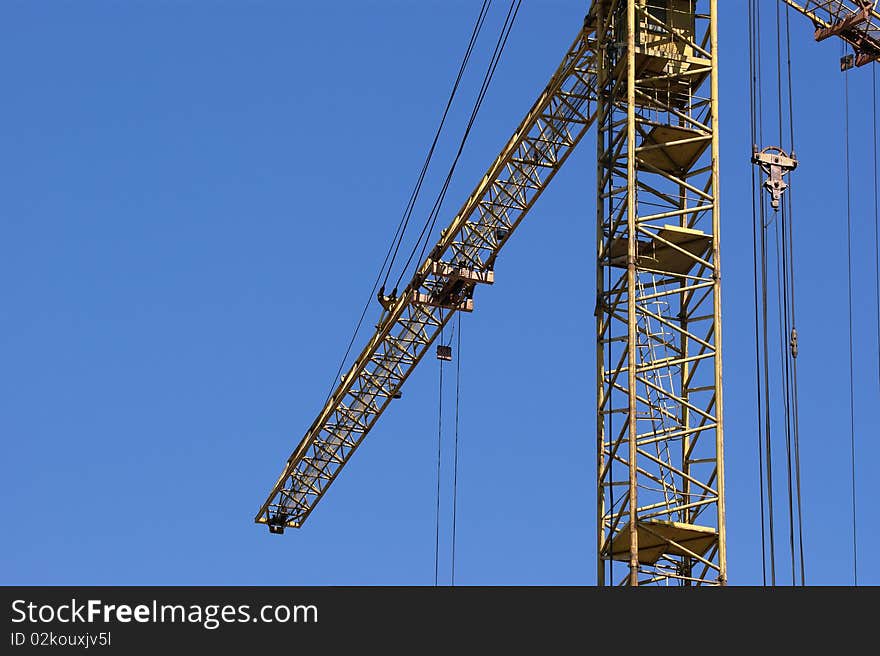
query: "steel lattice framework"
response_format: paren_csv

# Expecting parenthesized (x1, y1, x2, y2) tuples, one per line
(256, 0, 877, 586)
(594, 0, 725, 586)
(256, 25, 601, 532)
(782, 1, 880, 67)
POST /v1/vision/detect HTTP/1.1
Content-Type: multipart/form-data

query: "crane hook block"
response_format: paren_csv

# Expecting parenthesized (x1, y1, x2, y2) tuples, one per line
(436, 344, 453, 362)
(752, 146, 798, 211)
(267, 511, 289, 535)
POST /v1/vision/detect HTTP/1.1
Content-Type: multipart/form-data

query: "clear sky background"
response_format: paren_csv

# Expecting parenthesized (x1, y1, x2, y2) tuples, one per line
(2, 1, 878, 586)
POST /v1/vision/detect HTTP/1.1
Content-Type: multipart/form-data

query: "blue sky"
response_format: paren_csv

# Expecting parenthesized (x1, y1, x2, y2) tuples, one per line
(2, 1, 878, 585)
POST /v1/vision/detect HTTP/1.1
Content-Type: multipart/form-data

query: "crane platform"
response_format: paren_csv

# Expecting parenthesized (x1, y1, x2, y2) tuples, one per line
(608, 225, 712, 276)
(637, 124, 711, 175)
(608, 520, 718, 565)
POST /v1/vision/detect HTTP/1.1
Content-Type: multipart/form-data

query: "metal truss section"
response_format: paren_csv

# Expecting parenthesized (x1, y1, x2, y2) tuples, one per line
(782, 0, 880, 66)
(256, 23, 601, 532)
(593, 0, 726, 586)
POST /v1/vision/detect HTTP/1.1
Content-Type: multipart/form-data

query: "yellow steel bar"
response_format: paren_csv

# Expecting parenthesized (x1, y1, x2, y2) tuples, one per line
(595, 0, 610, 589)
(710, 0, 727, 585)
(625, 0, 640, 588)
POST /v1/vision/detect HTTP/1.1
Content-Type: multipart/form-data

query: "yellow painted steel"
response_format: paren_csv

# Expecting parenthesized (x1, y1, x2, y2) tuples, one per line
(254, 0, 880, 587)
(594, 0, 726, 586)
(258, 1, 733, 586)
(781, 1, 880, 67)
(256, 24, 601, 532)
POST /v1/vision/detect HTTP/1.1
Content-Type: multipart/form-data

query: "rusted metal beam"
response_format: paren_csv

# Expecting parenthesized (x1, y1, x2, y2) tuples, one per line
(783, 0, 880, 67)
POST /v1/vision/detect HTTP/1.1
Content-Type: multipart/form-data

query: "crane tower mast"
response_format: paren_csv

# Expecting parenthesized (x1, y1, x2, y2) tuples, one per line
(594, 0, 723, 587)
(256, 0, 879, 587)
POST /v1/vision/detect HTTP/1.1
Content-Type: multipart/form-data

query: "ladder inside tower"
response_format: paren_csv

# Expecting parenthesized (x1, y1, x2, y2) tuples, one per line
(604, 216, 718, 565)
(602, 0, 720, 566)
(636, 270, 683, 516)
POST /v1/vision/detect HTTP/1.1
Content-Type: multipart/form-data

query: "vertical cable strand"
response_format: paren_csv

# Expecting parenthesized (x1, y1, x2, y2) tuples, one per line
(844, 68, 859, 587)
(434, 353, 444, 586)
(451, 314, 462, 586)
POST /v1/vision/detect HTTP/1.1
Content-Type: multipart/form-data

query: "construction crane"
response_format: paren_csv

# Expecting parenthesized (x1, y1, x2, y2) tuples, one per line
(255, 0, 880, 586)
(784, 0, 880, 69)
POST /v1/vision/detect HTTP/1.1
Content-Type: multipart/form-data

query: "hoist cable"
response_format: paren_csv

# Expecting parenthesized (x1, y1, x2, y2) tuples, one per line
(786, 186, 806, 587)
(778, 0, 807, 586)
(844, 67, 859, 587)
(775, 0, 785, 147)
(777, 207, 796, 586)
(322, 2, 492, 404)
(757, 0, 778, 587)
(783, 1, 806, 586)
(774, 0, 797, 586)
(394, 0, 523, 292)
(748, 0, 770, 586)
(874, 65, 880, 436)
(451, 313, 462, 586)
(382, 0, 492, 291)
(434, 354, 444, 586)
(428, 1, 518, 586)
(784, 3, 796, 152)
(399, 0, 521, 289)
(760, 192, 777, 588)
